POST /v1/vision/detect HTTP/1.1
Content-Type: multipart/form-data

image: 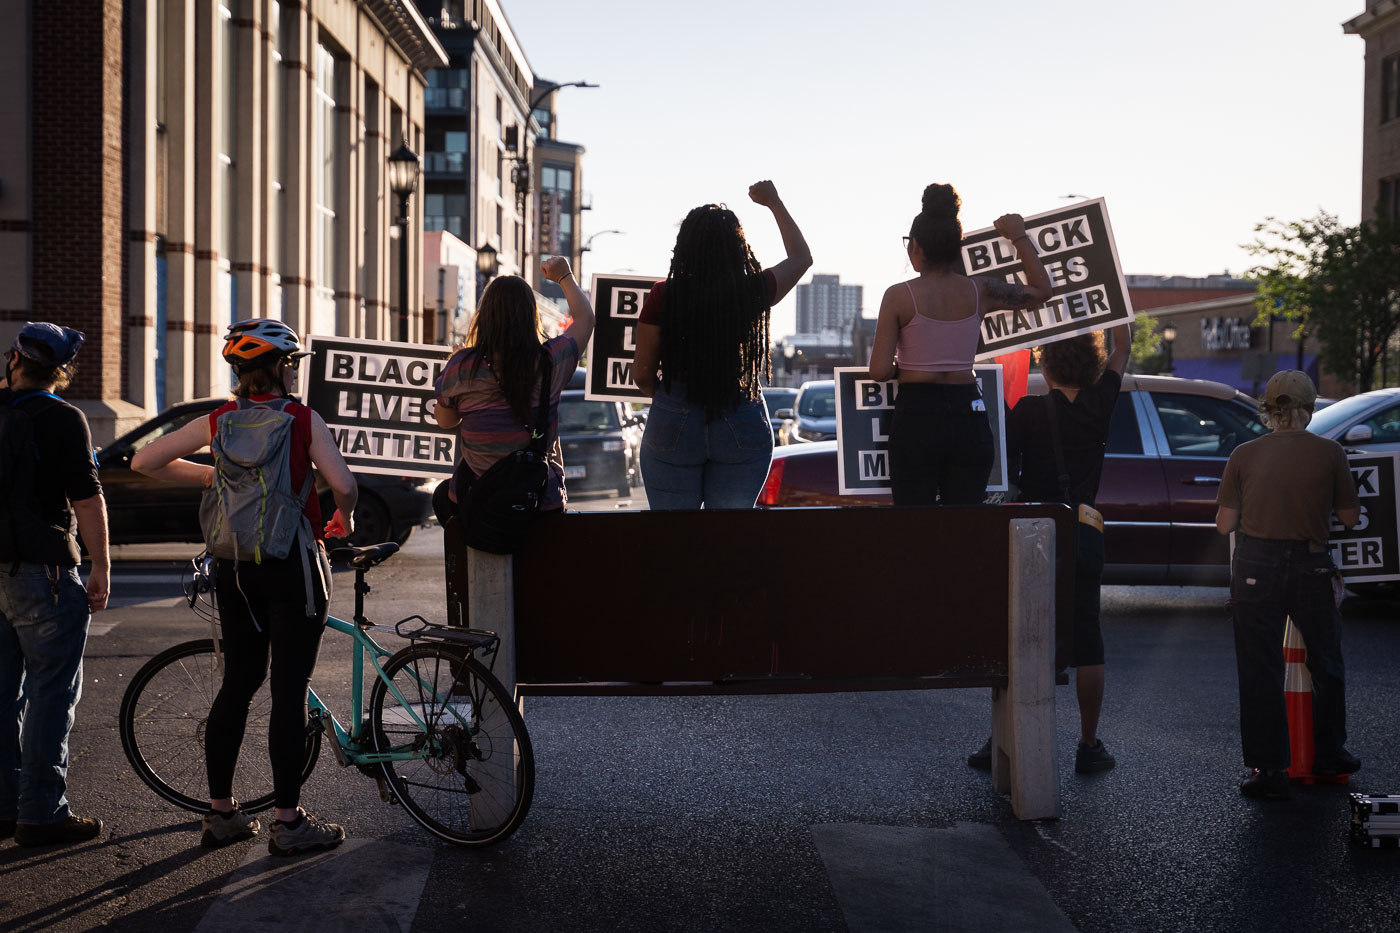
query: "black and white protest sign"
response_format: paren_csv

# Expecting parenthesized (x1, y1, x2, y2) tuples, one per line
(585, 273, 659, 403)
(833, 366, 1008, 496)
(303, 335, 456, 480)
(1329, 452, 1400, 583)
(962, 199, 1134, 360)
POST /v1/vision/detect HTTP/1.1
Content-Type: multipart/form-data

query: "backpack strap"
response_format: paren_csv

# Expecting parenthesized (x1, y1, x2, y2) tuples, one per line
(1043, 392, 1074, 506)
(528, 346, 554, 455)
(10, 390, 63, 408)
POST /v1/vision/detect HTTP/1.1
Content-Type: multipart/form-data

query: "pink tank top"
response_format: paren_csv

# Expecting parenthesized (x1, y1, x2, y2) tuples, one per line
(895, 279, 983, 373)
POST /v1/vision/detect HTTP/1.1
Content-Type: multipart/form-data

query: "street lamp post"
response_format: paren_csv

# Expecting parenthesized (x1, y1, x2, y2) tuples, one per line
(1161, 323, 1178, 375)
(514, 81, 597, 284)
(475, 243, 499, 300)
(578, 229, 623, 282)
(387, 145, 420, 343)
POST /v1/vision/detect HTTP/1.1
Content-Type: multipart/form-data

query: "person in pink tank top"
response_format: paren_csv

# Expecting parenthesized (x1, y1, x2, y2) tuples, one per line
(868, 184, 1053, 506)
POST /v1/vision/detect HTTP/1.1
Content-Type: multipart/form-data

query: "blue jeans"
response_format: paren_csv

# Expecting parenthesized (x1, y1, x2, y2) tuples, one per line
(1229, 536, 1347, 771)
(0, 563, 90, 824)
(641, 388, 774, 510)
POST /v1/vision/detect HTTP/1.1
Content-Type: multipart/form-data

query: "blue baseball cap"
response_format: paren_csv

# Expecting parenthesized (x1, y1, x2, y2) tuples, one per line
(11, 322, 86, 368)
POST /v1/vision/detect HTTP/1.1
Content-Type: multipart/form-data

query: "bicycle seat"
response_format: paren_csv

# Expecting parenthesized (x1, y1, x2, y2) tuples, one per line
(328, 542, 400, 570)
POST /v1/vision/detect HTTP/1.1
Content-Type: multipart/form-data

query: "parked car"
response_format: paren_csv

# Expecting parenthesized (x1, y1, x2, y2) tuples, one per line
(96, 398, 435, 548)
(774, 379, 837, 445)
(758, 374, 1270, 586)
(557, 390, 645, 497)
(761, 387, 799, 441)
(1307, 386, 1400, 454)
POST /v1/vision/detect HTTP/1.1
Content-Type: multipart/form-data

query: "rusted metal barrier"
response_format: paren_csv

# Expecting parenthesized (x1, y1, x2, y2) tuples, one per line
(443, 505, 1073, 819)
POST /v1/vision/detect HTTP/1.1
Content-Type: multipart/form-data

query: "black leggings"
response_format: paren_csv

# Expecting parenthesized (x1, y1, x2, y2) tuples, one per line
(207, 555, 327, 809)
(887, 382, 994, 506)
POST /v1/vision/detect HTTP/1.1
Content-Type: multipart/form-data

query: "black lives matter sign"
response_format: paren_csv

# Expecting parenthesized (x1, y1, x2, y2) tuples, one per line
(833, 366, 1008, 496)
(585, 273, 659, 403)
(303, 335, 455, 480)
(1329, 452, 1400, 583)
(961, 198, 1133, 360)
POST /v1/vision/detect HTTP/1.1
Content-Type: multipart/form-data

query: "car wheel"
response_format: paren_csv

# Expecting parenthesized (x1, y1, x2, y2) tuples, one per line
(322, 492, 393, 548)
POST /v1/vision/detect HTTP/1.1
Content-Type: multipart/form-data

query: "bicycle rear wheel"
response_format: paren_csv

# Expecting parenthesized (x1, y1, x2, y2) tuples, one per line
(118, 639, 321, 814)
(369, 645, 534, 846)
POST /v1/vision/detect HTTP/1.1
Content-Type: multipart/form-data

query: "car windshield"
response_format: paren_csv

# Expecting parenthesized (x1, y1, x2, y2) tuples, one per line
(762, 389, 797, 412)
(1308, 392, 1386, 436)
(113, 407, 212, 455)
(558, 400, 620, 433)
(798, 385, 836, 419)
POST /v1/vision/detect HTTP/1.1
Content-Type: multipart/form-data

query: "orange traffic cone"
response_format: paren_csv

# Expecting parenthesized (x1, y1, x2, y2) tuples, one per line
(1283, 619, 1349, 785)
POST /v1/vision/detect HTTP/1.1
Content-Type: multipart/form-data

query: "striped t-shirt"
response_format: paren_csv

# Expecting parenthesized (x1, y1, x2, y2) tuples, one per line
(434, 335, 580, 510)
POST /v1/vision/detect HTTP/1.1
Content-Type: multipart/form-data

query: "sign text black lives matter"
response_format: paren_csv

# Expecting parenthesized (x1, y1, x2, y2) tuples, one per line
(304, 336, 456, 480)
(962, 198, 1134, 360)
(1330, 452, 1400, 583)
(585, 273, 659, 404)
(833, 365, 1008, 496)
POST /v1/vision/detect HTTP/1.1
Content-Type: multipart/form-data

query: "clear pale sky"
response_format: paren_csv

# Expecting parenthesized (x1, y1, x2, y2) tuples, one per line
(507, 0, 1366, 339)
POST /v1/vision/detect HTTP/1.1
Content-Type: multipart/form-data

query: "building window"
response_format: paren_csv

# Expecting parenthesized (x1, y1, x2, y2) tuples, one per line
(425, 68, 467, 110)
(1383, 53, 1400, 126)
(1381, 176, 1400, 222)
(313, 42, 338, 335)
(424, 193, 466, 240)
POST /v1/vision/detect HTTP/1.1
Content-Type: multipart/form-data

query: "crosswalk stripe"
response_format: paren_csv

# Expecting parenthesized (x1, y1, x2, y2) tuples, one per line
(193, 838, 433, 932)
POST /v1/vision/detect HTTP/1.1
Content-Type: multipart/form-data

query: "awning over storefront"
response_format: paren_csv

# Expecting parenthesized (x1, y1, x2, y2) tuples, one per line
(1169, 354, 1318, 393)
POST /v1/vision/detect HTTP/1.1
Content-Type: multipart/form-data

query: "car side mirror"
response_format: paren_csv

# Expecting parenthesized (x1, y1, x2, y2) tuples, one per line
(774, 408, 794, 420)
(99, 441, 134, 465)
(1344, 424, 1374, 443)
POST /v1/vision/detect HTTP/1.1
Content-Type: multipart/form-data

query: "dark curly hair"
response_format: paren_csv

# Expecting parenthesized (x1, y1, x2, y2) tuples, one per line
(660, 204, 771, 420)
(1036, 331, 1107, 390)
(462, 275, 545, 424)
(909, 183, 963, 267)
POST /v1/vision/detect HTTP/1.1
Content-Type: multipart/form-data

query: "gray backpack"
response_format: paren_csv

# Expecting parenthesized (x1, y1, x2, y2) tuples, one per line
(200, 398, 325, 614)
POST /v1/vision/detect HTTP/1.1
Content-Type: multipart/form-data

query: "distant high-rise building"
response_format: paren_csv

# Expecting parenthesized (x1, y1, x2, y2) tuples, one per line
(795, 275, 862, 335)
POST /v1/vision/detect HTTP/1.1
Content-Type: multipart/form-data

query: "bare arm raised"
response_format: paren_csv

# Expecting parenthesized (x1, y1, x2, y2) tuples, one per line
(543, 256, 596, 353)
(978, 214, 1054, 312)
(749, 180, 812, 303)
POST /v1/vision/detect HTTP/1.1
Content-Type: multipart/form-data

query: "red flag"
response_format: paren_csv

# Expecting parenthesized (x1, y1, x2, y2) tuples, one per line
(995, 349, 1032, 409)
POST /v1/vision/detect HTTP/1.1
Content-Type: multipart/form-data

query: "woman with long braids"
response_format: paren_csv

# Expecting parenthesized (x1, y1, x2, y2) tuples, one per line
(868, 184, 1053, 505)
(633, 180, 811, 509)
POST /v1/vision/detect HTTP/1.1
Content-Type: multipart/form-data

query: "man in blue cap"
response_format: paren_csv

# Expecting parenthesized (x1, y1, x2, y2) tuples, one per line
(0, 322, 109, 846)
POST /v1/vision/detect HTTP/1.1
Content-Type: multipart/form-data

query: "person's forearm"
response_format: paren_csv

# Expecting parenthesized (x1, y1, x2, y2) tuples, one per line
(72, 496, 110, 575)
(332, 487, 358, 524)
(559, 274, 595, 330)
(1012, 235, 1052, 297)
(633, 370, 657, 398)
(133, 456, 209, 486)
(770, 200, 812, 267)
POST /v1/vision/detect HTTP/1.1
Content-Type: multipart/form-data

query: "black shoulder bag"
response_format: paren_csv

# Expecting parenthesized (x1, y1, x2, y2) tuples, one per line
(1044, 392, 1103, 533)
(456, 347, 554, 554)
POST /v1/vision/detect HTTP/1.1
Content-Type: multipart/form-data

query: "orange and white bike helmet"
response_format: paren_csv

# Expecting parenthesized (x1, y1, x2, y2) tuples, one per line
(221, 318, 310, 373)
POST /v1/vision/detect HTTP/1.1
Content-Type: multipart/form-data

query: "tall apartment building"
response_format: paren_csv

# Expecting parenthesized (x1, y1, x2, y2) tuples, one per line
(416, 2, 587, 299)
(1345, 1, 1400, 220)
(0, 0, 445, 441)
(795, 275, 863, 336)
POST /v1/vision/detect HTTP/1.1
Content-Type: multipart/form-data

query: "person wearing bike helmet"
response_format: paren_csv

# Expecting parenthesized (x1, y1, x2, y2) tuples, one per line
(133, 318, 358, 855)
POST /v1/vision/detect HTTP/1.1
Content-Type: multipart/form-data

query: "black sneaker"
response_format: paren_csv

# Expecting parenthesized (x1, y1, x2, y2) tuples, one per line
(967, 738, 992, 770)
(1240, 769, 1291, 801)
(14, 815, 103, 847)
(1075, 739, 1117, 773)
(1313, 750, 1362, 777)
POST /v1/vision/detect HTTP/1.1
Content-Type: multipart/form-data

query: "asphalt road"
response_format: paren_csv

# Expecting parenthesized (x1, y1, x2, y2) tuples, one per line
(3, 505, 1399, 933)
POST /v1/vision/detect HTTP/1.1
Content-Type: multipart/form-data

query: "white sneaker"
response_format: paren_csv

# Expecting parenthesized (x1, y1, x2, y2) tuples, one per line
(268, 808, 345, 856)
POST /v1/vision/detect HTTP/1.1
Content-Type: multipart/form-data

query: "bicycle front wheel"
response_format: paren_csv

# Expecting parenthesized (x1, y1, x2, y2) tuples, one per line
(370, 645, 534, 846)
(118, 639, 321, 814)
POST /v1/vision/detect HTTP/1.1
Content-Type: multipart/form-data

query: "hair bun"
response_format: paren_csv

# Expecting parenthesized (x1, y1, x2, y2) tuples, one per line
(921, 183, 961, 218)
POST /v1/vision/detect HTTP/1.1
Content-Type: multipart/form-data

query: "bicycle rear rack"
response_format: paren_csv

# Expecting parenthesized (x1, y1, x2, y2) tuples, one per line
(395, 616, 499, 662)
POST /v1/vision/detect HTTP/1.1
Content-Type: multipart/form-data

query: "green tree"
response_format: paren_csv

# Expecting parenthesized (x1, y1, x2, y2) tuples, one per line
(1245, 211, 1400, 392)
(1128, 312, 1166, 374)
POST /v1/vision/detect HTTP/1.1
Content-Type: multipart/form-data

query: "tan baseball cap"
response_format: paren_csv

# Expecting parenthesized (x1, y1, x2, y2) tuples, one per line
(1264, 370, 1317, 409)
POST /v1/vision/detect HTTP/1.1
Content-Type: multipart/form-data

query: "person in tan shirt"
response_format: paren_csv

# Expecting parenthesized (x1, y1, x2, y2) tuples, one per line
(1216, 370, 1361, 801)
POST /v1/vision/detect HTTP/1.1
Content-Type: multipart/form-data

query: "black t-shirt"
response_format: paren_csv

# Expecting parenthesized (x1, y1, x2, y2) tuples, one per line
(1007, 370, 1122, 507)
(1, 387, 102, 533)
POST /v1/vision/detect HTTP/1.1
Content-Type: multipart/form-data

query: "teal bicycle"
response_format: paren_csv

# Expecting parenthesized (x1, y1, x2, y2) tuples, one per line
(118, 543, 534, 846)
